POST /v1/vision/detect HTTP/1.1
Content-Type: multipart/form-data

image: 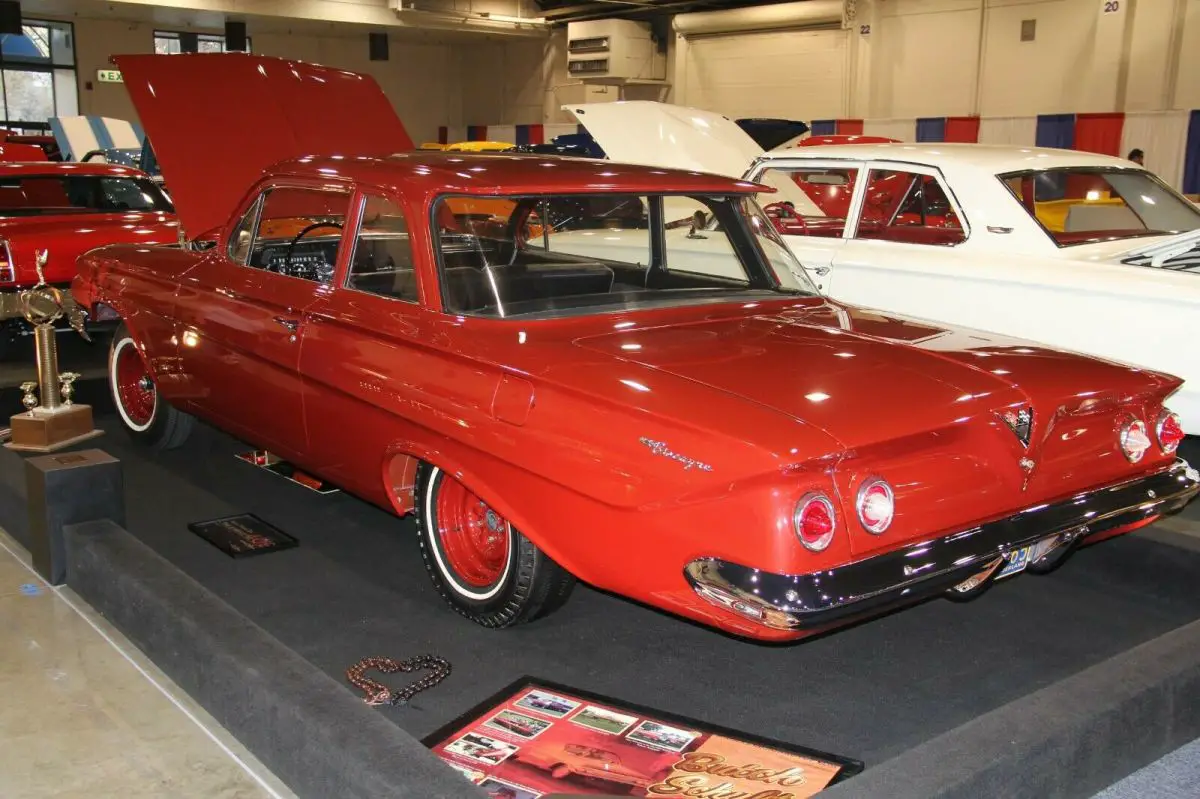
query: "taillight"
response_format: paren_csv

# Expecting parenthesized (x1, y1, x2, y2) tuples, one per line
(1156, 410, 1184, 454)
(1119, 418, 1152, 463)
(0, 240, 13, 283)
(794, 492, 836, 552)
(856, 478, 894, 534)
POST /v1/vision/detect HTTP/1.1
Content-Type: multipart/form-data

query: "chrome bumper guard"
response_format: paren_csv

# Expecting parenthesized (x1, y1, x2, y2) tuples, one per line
(684, 458, 1200, 631)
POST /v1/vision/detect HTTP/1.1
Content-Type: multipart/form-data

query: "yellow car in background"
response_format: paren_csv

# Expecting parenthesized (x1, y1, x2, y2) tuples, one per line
(443, 141, 515, 152)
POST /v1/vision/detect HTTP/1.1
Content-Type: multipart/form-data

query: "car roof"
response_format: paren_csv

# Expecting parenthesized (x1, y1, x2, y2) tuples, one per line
(268, 151, 768, 199)
(764, 142, 1136, 173)
(0, 161, 149, 178)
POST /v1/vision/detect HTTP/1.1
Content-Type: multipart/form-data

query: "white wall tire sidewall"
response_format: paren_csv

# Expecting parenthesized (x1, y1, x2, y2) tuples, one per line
(424, 466, 514, 602)
(110, 336, 157, 433)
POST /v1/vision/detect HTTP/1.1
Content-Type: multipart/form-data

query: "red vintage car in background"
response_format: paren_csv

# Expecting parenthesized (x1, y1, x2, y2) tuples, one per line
(0, 161, 177, 351)
(72, 53, 1199, 642)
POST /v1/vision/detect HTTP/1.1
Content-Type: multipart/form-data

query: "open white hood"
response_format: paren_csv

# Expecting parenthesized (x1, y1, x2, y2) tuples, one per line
(563, 101, 763, 179)
(564, 101, 827, 214)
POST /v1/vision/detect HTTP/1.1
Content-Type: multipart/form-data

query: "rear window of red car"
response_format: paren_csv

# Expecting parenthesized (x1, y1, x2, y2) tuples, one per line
(0, 175, 173, 215)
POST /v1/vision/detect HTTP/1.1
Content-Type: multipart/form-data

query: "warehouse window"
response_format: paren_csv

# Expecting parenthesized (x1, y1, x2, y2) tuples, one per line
(0, 20, 78, 134)
(855, 169, 966, 246)
(154, 30, 251, 54)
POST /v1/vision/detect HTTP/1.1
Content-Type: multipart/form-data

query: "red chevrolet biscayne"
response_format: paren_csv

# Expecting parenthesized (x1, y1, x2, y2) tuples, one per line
(72, 54, 1198, 642)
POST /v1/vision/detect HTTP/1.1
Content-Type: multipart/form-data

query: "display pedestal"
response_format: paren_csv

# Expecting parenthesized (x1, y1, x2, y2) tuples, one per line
(26, 448, 123, 584)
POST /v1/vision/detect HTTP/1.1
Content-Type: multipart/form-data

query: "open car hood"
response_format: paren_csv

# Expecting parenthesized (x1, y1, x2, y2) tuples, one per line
(563, 101, 763, 179)
(49, 115, 142, 161)
(114, 54, 414, 238)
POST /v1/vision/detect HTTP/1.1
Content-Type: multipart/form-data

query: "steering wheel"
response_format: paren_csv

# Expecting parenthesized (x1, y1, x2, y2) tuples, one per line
(282, 221, 343, 277)
(762, 202, 808, 234)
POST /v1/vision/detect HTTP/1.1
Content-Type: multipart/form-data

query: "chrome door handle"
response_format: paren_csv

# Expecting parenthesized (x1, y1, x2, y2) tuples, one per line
(806, 266, 830, 276)
(273, 316, 299, 332)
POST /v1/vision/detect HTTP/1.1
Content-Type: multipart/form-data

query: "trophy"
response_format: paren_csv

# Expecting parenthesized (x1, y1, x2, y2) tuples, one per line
(6, 250, 103, 452)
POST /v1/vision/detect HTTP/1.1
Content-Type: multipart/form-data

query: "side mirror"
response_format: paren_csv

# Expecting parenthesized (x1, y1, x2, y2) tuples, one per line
(686, 210, 709, 239)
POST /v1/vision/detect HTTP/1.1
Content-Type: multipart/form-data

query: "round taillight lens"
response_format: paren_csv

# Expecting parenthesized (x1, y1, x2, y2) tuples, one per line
(794, 492, 836, 552)
(1119, 418, 1152, 463)
(1156, 410, 1184, 454)
(857, 478, 894, 534)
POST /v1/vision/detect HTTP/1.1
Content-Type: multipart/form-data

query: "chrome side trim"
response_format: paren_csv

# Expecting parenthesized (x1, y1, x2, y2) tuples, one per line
(684, 459, 1200, 631)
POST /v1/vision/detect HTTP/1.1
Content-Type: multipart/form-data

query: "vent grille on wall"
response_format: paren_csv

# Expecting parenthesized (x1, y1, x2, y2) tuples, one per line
(568, 36, 609, 52)
(569, 58, 610, 75)
(1021, 19, 1036, 41)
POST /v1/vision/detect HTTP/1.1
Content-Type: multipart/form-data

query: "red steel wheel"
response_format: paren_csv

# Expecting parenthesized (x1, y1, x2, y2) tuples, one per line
(111, 333, 157, 430)
(416, 464, 577, 627)
(434, 475, 512, 592)
(108, 324, 195, 450)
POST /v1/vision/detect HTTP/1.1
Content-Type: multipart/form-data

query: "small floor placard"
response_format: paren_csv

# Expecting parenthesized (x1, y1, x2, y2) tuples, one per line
(188, 514, 298, 558)
(425, 678, 861, 798)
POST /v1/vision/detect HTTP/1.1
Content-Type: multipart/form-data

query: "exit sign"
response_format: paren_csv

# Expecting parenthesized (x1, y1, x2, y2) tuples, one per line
(96, 69, 123, 83)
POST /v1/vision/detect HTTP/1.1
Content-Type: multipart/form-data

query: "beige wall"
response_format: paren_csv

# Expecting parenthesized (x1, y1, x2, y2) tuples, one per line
(859, 0, 1198, 119)
(62, 14, 543, 144)
(56, 0, 1200, 142)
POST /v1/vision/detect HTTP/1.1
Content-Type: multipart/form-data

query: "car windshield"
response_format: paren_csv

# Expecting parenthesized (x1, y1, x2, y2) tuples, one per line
(0, 174, 173, 216)
(999, 168, 1200, 246)
(434, 192, 813, 319)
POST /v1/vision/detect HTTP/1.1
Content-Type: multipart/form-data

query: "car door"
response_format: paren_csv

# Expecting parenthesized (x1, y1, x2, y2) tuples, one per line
(742, 158, 867, 292)
(173, 180, 352, 455)
(298, 189, 439, 498)
(823, 162, 980, 321)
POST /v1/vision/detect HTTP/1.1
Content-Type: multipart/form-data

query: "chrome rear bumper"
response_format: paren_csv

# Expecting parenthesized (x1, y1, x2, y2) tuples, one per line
(684, 459, 1200, 632)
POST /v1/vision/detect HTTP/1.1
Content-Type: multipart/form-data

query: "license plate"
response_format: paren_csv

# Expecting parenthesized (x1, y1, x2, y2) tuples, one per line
(996, 536, 1059, 579)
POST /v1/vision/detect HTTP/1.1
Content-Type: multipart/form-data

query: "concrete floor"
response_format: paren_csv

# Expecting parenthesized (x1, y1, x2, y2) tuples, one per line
(0, 530, 295, 799)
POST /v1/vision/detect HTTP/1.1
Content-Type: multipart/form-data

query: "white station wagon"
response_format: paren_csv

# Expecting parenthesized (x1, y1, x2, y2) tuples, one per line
(565, 102, 1200, 433)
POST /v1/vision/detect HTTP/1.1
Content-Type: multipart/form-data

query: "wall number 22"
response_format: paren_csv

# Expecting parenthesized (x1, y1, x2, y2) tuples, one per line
(1103, 0, 1119, 12)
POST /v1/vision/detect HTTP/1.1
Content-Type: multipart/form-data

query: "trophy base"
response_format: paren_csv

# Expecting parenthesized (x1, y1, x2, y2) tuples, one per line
(6, 404, 104, 452)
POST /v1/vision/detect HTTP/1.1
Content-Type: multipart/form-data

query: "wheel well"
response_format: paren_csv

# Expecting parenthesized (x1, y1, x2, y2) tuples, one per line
(379, 446, 577, 576)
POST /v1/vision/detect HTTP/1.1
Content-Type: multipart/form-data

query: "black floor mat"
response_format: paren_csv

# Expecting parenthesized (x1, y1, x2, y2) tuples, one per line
(29, 415, 1195, 770)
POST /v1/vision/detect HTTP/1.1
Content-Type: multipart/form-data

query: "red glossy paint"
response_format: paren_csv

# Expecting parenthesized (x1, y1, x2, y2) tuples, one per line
(0, 142, 49, 162)
(73, 55, 1189, 641)
(0, 162, 177, 292)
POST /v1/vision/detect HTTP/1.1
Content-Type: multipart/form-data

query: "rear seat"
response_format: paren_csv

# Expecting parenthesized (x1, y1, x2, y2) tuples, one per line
(442, 262, 615, 312)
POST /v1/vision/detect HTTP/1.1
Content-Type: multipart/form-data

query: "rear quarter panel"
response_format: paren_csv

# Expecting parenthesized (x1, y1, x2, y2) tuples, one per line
(76, 243, 199, 387)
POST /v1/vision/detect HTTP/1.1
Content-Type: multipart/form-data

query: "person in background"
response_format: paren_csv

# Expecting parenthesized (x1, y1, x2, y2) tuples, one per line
(1128, 148, 1145, 165)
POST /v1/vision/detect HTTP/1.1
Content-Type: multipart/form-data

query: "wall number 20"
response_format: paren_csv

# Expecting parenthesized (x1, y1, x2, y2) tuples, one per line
(1103, 0, 1119, 12)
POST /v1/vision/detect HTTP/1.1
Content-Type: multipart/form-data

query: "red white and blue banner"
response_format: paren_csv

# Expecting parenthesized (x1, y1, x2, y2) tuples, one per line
(453, 110, 1200, 191)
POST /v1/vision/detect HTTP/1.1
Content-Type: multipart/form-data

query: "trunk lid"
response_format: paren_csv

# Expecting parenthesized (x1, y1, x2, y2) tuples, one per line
(112, 54, 414, 239)
(0, 213, 178, 285)
(574, 302, 1180, 554)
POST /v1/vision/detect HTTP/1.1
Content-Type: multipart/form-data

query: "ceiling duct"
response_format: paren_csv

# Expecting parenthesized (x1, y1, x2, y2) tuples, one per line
(673, 0, 842, 38)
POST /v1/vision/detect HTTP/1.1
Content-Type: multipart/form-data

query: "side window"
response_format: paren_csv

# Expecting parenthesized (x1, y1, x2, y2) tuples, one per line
(754, 167, 859, 239)
(228, 197, 259, 265)
(855, 169, 965, 246)
(240, 186, 351, 283)
(663, 197, 744, 283)
(346, 195, 418, 302)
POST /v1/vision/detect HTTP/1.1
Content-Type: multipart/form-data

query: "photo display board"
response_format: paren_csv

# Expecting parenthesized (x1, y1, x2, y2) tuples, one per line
(426, 678, 862, 798)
